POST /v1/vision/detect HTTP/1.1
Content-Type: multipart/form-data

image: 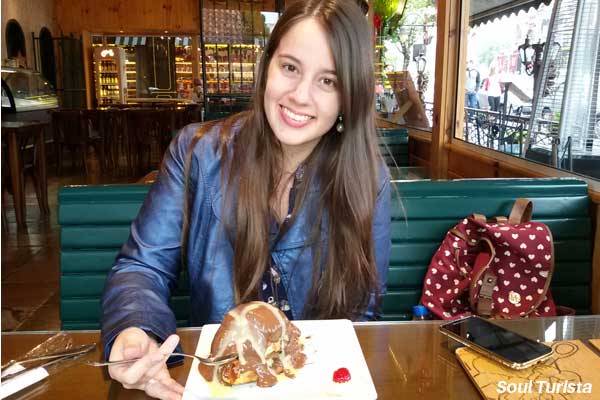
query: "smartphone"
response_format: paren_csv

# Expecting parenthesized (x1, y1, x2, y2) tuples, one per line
(439, 315, 553, 369)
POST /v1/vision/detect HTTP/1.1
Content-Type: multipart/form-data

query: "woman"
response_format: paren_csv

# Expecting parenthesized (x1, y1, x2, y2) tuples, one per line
(101, 1, 391, 398)
(485, 64, 503, 112)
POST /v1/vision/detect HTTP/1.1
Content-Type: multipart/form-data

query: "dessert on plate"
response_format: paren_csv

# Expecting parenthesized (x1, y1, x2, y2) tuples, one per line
(198, 301, 307, 387)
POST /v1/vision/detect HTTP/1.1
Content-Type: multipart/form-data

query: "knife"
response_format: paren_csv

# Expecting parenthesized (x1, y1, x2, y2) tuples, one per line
(1, 343, 96, 382)
(1, 343, 97, 372)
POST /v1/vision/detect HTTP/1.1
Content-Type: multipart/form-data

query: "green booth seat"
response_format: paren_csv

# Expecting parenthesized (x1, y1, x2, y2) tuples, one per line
(377, 127, 409, 168)
(59, 177, 593, 329)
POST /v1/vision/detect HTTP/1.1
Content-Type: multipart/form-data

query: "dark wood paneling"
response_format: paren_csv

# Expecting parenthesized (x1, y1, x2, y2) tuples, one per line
(55, 0, 279, 35)
(408, 136, 430, 168)
(55, 0, 200, 34)
(448, 150, 495, 178)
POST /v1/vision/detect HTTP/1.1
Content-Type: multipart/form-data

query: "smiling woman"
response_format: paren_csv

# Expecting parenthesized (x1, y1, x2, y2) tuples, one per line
(100, 1, 391, 398)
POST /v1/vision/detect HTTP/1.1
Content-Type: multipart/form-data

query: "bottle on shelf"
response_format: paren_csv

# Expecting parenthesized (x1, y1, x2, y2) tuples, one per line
(412, 305, 431, 321)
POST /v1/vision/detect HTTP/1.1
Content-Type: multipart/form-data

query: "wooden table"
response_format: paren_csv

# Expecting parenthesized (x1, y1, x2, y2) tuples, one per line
(2, 316, 599, 399)
(1, 120, 49, 230)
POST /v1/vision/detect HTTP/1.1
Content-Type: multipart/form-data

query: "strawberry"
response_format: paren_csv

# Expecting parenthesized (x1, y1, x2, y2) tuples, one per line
(332, 367, 351, 383)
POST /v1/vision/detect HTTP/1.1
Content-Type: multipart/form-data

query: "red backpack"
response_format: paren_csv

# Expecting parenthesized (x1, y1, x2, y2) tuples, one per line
(420, 198, 557, 320)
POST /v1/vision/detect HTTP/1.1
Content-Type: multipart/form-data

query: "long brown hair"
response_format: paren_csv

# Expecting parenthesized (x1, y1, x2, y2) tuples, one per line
(184, 0, 382, 320)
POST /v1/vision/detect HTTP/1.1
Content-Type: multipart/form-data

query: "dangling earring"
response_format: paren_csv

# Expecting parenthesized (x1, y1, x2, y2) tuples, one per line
(336, 114, 344, 133)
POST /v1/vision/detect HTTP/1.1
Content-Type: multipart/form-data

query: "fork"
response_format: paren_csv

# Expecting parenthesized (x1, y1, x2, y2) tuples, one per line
(85, 352, 238, 367)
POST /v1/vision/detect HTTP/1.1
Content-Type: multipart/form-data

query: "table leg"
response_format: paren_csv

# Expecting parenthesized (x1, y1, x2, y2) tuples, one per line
(7, 132, 26, 230)
(35, 127, 49, 214)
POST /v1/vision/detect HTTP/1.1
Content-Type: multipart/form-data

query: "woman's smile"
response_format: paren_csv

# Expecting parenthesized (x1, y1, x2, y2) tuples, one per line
(279, 104, 315, 128)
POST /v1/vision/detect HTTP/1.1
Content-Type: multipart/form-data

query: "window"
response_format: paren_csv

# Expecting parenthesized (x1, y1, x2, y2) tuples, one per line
(5, 20, 26, 60)
(375, 0, 437, 131)
(456, 0, 600, 181)
(39, 27, 57, 88)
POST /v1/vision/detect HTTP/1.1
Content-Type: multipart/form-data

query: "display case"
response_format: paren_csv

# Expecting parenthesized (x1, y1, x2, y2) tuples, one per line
(198, 42, 260, 116)
(199, 4, 270, 116)
(176, 59, 193, 99)
(203, 43, 259, 94)
(1, 67, 58, 121)
(93, 46, 127, 105)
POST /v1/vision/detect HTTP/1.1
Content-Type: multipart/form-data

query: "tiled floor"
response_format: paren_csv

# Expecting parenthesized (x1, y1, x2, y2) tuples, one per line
(2, 168, 136, 332)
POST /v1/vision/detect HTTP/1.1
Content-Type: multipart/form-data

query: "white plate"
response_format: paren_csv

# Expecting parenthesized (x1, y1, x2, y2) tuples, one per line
(182, 319, 377, 399)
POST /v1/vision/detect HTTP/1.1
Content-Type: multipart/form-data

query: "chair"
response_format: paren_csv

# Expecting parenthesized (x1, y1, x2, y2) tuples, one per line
(20, 132, 50, 214)
(81, 109, 107, 173)
(51, 109, 85, 175)
(125, 109, 170, 176)
(101, 109, 129, 174)
(184, 104, 201, 125)
(1, 141, 10, 232)
(172, 104, 201, 132)
(137, 170, 159, 184)
(2, 125, 50, 222)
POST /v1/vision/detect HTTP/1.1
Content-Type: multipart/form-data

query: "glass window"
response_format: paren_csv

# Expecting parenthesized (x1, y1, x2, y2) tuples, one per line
(92, 35, 104, 45)
(174, 37, 194, 100)
(375, 0, 437, 131)
(457, 0, 600, 181)
(200, 1, 276, 114)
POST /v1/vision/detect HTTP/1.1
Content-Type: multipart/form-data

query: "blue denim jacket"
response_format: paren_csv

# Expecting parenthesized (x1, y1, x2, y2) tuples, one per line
(101, 122, 391, 349)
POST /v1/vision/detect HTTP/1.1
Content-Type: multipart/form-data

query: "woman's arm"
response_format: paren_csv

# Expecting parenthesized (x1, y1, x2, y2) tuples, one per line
(101, 125, 200, 357)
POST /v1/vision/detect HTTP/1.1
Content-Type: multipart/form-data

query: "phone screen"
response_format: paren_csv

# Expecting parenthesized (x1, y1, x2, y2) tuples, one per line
(441, 316, 552, 365)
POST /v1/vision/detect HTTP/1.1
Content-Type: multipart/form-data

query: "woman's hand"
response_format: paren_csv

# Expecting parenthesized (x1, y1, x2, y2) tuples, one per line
(108, 327, 185, 400)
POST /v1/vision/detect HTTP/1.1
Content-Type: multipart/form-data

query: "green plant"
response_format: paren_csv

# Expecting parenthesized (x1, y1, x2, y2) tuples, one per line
(385, 0, 435, 70)
(505, 129, 528, 144)
(374, 0, 401, 22)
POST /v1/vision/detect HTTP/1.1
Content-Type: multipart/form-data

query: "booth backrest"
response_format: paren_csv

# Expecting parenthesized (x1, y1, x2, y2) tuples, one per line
(59, 177, 592, 329)
(377, 128, 409, 168)
(58, 185, 189, 330)
(382, 178, 592, 320)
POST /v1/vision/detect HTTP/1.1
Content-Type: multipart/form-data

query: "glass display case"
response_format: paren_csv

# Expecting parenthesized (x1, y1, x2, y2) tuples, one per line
(92, 47, 128, 105)
(1, 68, 58, 117)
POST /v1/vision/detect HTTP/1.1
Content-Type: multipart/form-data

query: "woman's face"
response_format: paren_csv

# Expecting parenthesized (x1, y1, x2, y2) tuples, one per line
(264, 18, 341, 162)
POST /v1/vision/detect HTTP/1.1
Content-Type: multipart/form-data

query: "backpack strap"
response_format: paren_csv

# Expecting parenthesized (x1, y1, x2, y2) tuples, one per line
(508, 198, 533, 224)
(472, 214, 487, 224)
(467, 237, 496, 314)
(477, 270, 497, 317)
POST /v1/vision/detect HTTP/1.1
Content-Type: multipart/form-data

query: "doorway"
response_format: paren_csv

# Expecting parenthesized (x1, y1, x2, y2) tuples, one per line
(5, 19, 27, 65)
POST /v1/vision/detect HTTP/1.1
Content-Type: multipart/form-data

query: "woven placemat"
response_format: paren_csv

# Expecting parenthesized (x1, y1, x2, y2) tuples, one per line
(456, 340, 599, 399)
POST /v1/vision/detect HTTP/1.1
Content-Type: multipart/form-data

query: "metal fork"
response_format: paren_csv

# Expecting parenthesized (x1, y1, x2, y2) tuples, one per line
(85, 352, 237, 367)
